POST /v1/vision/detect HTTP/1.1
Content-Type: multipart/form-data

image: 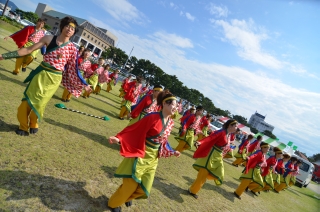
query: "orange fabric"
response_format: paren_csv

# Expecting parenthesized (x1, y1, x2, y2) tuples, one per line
(17, 100, 38, 131)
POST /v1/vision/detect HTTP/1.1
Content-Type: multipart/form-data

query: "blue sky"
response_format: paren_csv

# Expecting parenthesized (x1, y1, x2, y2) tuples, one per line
(15, 0, 320, 156)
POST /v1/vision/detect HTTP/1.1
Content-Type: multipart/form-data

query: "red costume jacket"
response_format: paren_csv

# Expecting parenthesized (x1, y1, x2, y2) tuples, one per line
(244, 150, 266, 174)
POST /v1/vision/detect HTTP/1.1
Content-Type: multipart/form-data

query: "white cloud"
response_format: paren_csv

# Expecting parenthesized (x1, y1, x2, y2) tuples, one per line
(179, 11, 183, 16)
(88, 16, 320, 155)
(153, 31, 194, 48)
(185, 12, 195, 21)
(91, 0, 147, 26)
(211, 18, 283, 69)
(207, 3, 229, 17)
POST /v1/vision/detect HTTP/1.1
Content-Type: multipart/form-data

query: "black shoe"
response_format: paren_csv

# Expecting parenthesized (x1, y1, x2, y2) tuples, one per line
(245, 187, 249, 192)
(15, 129, 29, 136)
(66, 99, 70, 102)
(30, 128, 38, 134)
(22, 68, 26, 72)
(258, 191, 260, 195)
(61, 99, 67, 102)
(233, 192, 241, 200)
(125, 200, 132, 207)
(274, 189, 279, 193)
(251, 190, 258, 196)
(12, 71, 18, 75)
(110, 207, 121, 212)
(188, 189, 198, 199)
(119, 117, 124, 120)
(232, 164, 239, 167)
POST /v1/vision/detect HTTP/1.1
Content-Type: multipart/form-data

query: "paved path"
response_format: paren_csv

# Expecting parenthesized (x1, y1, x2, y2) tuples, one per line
(307, 183, 320, 195)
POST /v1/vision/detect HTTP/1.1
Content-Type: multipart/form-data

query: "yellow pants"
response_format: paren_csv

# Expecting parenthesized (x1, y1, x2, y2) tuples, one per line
(232, 158, 245, 166)
(108, 178, 144, 208)
(94, 86, 101, 94)
(83, 90, 91, 98)
(106, 83, 112, 92)
(61, 88, 72, 101)
(175, 140, 189, 152)
(248, 181, 263, 192)
(119, 106, 129, 118)
(17, 100, 38, 132)
(197, 133, 206, 141)
(262, 183, 271, 191)
(14, 55, 33, 74)
(289, 181, 294, 187)
(274, 182, 287, 192)
(234, 179, 252, 197)
(189, 168, 218, 194)
(119, 90, 125, 97)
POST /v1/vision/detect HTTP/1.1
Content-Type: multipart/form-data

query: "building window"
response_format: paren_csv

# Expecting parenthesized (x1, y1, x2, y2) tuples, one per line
(87, 35, 90, 38)
(95, 39, 97, 43)
(55, 22, 59, 25)
(83, 32, 86, 36)
(44, 18, 47, 21)
(91, 37, 93, 41)
(98, 42, 100, 45)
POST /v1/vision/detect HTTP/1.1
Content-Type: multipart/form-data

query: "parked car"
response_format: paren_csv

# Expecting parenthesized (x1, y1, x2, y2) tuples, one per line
(19, 19, 35, 26)
(293, 155, 315, 188)
(208, 120, 223, 133)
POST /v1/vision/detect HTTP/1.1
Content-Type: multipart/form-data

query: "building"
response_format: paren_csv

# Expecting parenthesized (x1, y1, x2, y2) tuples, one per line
(248, 111, 274, 133)
(35, 3, 118, 57)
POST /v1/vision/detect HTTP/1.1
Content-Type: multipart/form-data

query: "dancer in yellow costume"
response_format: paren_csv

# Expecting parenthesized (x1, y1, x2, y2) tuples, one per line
(108, 91, 180, 212)
(0, 17, 91, 136)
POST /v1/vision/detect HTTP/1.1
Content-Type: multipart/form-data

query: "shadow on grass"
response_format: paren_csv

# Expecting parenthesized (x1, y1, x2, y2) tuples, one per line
(0, 170, 108, 211)
(153, 176, 185, 203)
(89, 95, 120, 111)
(182, 176, 236, 202)
(44, 118, 119, 151)
(0, 69, 26, 87)
(0, 117, 18, 132)
(101, 166, 118, 178)
(285, 187, 319, 200)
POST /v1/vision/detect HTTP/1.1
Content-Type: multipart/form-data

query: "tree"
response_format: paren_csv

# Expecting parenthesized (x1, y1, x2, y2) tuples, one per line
(263, 130, 277, 139)
(233, 115, 248, 124)
(15, 9, 39, 23)
(250, 127, 259, 134)
(101, 46, 128, 67)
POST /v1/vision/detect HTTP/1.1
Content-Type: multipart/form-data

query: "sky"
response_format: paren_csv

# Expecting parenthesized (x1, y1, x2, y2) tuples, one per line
(13, 0, 320, 156)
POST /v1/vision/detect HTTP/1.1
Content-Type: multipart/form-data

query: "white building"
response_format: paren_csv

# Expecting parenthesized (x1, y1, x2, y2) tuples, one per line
(248, 111, 274, 133)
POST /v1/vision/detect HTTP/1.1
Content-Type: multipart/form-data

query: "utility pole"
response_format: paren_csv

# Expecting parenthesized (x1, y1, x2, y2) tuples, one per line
(122, 46, 134, 70)
(2, 0, 9, 16)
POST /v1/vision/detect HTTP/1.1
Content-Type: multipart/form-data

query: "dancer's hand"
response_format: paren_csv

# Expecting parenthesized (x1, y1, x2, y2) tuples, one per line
(127, 113, 131, 119)
(109, 136, 120, 144)
(0, 55, 3, 60)
(84, 85, 92, 93)
(174, 151, 181, 157)
(4, 37, 9, 41)
(194, 141, 201, 149)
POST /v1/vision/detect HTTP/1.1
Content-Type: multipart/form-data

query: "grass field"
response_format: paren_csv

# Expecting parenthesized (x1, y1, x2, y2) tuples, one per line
(0, 22, 319, 212)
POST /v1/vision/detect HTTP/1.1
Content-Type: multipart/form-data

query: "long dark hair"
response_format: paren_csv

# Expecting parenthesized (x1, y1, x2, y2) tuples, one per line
(222, 119, 237, 130)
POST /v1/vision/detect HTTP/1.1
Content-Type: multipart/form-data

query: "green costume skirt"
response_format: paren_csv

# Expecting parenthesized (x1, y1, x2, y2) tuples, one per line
(234, 148, 247, 160)
(108, 79, 115, 90)
(87, 74, 99, 90)
(264, 169, 275, 189)
(201, 126, 208, 137)
(24, 41, 39, 59)
(272, 173, 281, 185)
(114, 140, 160, 198)
(174, 129, 194, 150)
(279, 174, 291, 186)
(193, 146, 224, 185)
(290, 175, 296, 184)
(23, 62, 62, 120)
(240, 167, 264, 187)
(121, 100, 132, 113)
(128, 112, 146, 126)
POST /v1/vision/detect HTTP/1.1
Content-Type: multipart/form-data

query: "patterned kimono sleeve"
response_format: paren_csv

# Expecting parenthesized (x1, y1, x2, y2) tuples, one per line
(62, 50, 88, 98)
(158, 141, 176, 158)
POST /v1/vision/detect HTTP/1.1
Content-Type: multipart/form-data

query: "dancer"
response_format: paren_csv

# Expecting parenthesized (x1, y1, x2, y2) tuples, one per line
(260, 147, 283, 192)
(118, 77, 142, 120)
(4, 18, 46, 74)
(83, 58, 105, 98)
(108, 91, 180, 212)
(223, 128, 241, 159)
(175, 106, 204, 153)
(289, 160, 302, 187)
(93, 64, 110, 94)
(171, 98, 183, 119)
(272, 153, 290, 190)
(247, 135, 263, 156)
(196, 114, 213, 141)
(232, 134, 254, 167)
(106, 69, 120, 92)
(118, 75, 132, 98)
(61, 48, 92, 102)
(187, 119, 238, 199)
(0, 17, 91, 136)
(274, 156, 298, 193)
(233, 142, 270, 200)
(127, 85, 163, 126)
